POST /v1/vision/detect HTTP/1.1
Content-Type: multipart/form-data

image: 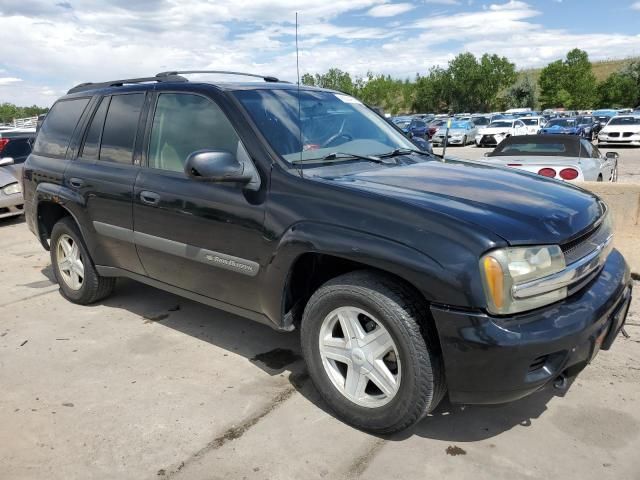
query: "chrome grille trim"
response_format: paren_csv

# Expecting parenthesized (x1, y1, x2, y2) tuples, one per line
(512, 234, 613, 300)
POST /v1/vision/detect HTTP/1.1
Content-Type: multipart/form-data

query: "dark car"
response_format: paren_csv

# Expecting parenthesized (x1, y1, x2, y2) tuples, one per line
(390, 116, 429, 139)
(575, 115, 601, 140)
(23, 71, 632, 434)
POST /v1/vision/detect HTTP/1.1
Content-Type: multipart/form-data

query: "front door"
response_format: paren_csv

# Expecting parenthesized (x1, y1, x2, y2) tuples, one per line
(133, 91, 266, 311)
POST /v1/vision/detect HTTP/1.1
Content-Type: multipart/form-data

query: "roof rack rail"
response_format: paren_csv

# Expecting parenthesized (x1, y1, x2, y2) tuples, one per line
(156, 70, 282, 83)
(67, 74, 188, 94)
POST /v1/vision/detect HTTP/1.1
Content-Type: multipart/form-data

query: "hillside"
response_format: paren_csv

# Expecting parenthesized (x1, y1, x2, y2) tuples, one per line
(518, 57, 639, 83)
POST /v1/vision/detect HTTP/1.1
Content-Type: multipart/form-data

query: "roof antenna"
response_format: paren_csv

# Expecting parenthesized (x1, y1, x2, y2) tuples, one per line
(296, 12, 304, 178)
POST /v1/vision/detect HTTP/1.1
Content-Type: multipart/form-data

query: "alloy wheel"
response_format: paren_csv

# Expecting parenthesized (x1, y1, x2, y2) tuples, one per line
(56, 234, 85, 291)
(318, 306, 401, 408)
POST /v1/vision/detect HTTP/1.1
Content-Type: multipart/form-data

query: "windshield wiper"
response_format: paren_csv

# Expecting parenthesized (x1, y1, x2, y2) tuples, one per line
(291, 152, 395, 164)
(378, 148, 433, 158)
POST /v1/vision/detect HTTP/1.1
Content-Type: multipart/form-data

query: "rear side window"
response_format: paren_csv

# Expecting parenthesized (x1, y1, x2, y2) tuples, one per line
(99, 93, 145, 164)
(33, 98, 90, 157)
(81, 97, 109, 159)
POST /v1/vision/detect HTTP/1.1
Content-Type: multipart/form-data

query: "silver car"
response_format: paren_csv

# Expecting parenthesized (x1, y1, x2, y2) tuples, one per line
(0, 158, 24, 219)
(431, 120, 478, 146)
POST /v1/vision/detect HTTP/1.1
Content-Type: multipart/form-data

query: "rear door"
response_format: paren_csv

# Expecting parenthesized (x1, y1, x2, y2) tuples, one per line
(66, 92, 147, 274)
(132, 90, 266, 310)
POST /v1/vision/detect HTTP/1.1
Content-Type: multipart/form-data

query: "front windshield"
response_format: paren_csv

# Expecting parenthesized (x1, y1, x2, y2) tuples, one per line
(577, 117, 593, 125)
(488, 121, 513, 128)
(234, 89, 416, 163)
(547, 119, 575, 127)
(608, 116, 640, 126)
(450, 121, 471, 129)
(472, 117, 489, 125)
(521, 118, 539, 125)
(596, 116, 612, 123)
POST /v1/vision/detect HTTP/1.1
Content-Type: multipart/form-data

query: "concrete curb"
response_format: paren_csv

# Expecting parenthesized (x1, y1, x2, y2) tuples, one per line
(577, 182, 639, 276)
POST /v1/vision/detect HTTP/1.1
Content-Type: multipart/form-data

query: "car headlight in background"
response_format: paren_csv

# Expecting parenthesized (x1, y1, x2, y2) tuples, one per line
(480, 245, 566, 315)
(2, 182, 21, 195)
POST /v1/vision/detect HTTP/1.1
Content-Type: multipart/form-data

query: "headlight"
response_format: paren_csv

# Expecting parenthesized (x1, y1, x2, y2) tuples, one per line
(2, 182, 21, 195)
(480, 245, 566, 315)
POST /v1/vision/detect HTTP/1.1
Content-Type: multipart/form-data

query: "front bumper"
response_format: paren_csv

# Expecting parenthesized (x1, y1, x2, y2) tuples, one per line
(0, 192, 24, 218)
(431, 249, 631, 405)
(598, 134, 640, 146)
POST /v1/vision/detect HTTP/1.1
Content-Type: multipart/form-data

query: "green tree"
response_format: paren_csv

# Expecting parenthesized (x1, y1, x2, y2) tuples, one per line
(0, 103, 49, 124)
(596, 72, 637, 108)
(563, 49, 597, 108)
(539, 49, 596, 109)
(503, 75, 537, 109)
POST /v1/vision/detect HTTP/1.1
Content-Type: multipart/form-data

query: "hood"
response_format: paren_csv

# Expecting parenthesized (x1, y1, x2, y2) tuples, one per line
(0, 167, 20, 187)
(326, 160, 602, 245)
(542, 125, 578, 134)
(602, 125, 640, 134)
(478, 127, 511, 135)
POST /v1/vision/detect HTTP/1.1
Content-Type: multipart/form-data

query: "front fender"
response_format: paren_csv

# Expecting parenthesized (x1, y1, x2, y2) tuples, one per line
(260, 221, 483, 329)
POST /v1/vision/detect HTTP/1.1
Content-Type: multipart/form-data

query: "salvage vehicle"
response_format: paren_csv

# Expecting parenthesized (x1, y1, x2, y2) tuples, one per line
(431, 120, 477, 146)
(23, 72, 633, 434)
(475, 118, 527, 147)
(598, 114, 640, 147)
(483, 134, 618, 182)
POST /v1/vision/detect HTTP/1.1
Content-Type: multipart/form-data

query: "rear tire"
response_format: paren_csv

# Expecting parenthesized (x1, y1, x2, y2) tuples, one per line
(51, 217, 115, 305)
(301, 271, 445, 434)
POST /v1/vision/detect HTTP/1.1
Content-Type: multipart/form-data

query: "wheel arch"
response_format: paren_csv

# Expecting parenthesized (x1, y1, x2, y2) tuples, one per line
(34, 182, 87, 251)
(260, 222, 453, 332)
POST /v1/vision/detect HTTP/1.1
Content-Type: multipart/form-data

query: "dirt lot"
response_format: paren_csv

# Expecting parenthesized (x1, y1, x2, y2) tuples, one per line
(433, 143, 640, 183)
(1, 201, 639, 479)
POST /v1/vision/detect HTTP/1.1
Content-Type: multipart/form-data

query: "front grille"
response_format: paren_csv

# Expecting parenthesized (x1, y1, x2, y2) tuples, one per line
(0, 207, 8, 214)
(623, 132, 634, 138)
(561, 217, 610, 265)
(609, 132, 620, 137)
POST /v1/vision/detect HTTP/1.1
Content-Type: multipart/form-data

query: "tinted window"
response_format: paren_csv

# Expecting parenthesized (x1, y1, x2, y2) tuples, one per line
(99, 93, 145, 164)
(148, 93, 240, 172)
(81, 97, 109, 159)
(33, 98, 89, 157)
(3, 139, 32, 162)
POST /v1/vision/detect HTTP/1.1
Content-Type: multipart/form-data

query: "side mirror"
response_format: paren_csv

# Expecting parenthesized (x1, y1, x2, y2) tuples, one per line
(184, 150, 252, 184)
(605, 152, 619, 160)
(0, 157, 15, 167)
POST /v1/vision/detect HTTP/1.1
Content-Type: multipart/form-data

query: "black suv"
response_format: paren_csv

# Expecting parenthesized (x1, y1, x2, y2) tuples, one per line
(23, 72, 632, 433)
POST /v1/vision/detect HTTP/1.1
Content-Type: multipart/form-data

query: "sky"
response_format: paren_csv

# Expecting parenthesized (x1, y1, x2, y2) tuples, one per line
(1, 0, 639, 107)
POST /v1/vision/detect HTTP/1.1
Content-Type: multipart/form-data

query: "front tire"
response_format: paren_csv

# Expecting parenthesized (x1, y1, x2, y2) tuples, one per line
(301, 271, 445, 434)
(51, 217, 115, 304)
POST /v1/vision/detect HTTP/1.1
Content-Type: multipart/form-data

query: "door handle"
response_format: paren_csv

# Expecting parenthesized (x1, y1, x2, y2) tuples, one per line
(69, 177, 84, 188)
(140, 190, 161, 206)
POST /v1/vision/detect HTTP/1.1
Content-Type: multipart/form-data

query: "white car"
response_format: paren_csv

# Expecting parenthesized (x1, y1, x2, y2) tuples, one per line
(475, 119, 528, 147)
(598, 115, 640, 147)
(480, 135, 617, 182)
(520, 116, 546, 135)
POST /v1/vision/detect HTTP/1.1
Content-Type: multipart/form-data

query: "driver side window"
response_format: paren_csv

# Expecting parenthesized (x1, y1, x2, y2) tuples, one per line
(148, 93, 241, 173)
